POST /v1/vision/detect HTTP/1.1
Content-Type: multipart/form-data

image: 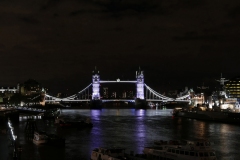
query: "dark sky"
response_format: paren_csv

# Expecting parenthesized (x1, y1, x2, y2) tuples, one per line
(1, 0, 240, 95)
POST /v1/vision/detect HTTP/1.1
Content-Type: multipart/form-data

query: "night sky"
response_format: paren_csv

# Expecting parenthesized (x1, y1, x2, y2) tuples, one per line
(1, 0, 240, 95)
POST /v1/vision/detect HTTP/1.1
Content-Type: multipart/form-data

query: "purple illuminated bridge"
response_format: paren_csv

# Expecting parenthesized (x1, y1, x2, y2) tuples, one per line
(45, 68, 191, 104)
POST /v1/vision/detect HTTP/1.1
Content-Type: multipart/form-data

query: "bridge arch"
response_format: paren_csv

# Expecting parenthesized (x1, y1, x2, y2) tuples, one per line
(91, 68, 145, 100)
(44, 68, 192, 105)
(92, 69, 100, 100)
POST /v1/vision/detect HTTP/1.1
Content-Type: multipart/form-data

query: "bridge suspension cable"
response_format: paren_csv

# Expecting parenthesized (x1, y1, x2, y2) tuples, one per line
(31, 95, 41, 100)
(44, 81, 191, 103)
(64, 83, 92, 99)
(144, 84, 174, 100)
(176, 93, 191, 100)
(45, 83, 92, 102)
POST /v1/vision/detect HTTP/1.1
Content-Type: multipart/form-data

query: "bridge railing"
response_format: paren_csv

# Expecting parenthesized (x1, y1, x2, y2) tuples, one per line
(44, 83, 192, 103)
(144, 84, 175, 100)
(144, 84, 191, 102)
(45, 83, 92, 102)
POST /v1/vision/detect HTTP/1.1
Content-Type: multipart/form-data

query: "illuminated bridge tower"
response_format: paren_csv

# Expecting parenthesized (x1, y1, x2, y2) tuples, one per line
(92, 68, 100, 100)
(136, 68, 144, 99)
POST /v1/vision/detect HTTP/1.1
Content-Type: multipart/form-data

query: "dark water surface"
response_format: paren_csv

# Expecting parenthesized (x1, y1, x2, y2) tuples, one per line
(1, 109, 240, 160)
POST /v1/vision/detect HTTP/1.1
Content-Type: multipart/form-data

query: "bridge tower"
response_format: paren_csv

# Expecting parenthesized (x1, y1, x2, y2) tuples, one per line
(136, 68, 144, 99)
(92, 68, 100, 100)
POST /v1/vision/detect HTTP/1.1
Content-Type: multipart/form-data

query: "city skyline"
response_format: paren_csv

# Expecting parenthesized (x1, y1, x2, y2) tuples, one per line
(0, 66, 236, 96)
(1, 1, 240, 94)
(0, 72, 226, 97)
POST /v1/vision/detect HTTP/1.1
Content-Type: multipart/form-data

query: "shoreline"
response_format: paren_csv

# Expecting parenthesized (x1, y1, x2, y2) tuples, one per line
(61, 106, 138, 109)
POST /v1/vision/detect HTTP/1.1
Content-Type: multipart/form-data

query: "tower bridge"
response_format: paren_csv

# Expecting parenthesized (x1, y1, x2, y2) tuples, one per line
(45, 68, 191, 105)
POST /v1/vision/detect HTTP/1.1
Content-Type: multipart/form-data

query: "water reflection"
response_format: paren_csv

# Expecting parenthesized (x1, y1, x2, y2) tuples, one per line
(19, 115, 42, 121)
(2, 109, 240, 160)
(134, 109, 146, 116)
(90, 109, 102, 119)
(135, 114, 146, 153)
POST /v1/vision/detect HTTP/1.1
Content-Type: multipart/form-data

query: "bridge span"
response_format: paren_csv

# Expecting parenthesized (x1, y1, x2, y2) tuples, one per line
(44, 68, 192, 106)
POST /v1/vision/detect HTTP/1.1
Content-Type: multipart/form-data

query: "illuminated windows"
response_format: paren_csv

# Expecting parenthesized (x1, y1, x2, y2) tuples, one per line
(225, 77, 240, 98)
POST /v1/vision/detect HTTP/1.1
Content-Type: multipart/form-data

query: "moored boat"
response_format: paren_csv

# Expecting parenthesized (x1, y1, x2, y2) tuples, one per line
(33, 131, 48, 145)
(91, 139, 217, 160)
(172, 107, 240, 124)
(91, 147, 148, 160)
(144, 139, 217, 160)
(173, 75, 240, 124)
(91, 147, 127, 160)
(154, 140, 180, 146)
(55, 117, 93, 128)
(33, 131, 65, 146)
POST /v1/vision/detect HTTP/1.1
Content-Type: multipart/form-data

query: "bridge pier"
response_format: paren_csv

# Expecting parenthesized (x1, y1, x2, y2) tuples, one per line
(135, 68, 147, 109)
(136, 68, 144, 100)
(91, 68, 102, 109)
(135, 98, 147, 109)
(92, 67, 100, 100)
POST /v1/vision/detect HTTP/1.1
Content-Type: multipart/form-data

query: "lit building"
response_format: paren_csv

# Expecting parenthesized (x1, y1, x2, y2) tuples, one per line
(20, 79, 43, 96)
(103, 87, 108, 98)
(122, 91, 126, 98)
(192, 93, 205, 106)
(0, 86, 19, 94)
(111, 92, 116, 98)
(127, 90, 134, 98)
(0, 86, 19, 103)
(225, 77, 240, 98)
(0, 79, 46, 105)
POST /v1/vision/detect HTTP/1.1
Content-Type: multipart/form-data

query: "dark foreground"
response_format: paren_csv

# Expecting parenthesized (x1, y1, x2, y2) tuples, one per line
(1, 109, 240, 160)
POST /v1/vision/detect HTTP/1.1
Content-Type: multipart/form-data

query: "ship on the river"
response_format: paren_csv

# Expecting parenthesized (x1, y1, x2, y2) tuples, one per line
(143, 139, 217, 160)
(55, 116, 93, 128)
(90, 139, 217, 160)
(33, 131, 65, 146)
(172, 75, 240, 124)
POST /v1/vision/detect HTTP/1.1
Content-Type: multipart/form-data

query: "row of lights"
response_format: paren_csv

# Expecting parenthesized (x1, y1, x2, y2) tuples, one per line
(8, 119, 17, 141)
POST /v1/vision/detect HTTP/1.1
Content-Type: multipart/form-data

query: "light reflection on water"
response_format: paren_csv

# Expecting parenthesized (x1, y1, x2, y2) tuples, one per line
(1, 109, 240, 160)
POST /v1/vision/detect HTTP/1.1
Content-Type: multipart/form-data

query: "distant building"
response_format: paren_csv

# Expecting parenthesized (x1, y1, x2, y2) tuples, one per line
(0, 86, 19, 94)
(0, 85, 19, 103)
(126, 90, 134, 98)
(122, 91, 126, 98)
(0, 79, 46, 105)
(225, 77, 240, 98)
(111, 92, 117, 98)
(103, 87, 109, 98)
(20, 79, 43, 96)
(167, 90, 178, 97)
(177, 87, 189, 97)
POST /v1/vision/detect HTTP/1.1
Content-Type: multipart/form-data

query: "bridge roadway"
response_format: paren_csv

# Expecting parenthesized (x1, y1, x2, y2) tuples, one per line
(5, 98, 191, 115)
(45, 99, 190, 103)
(13, 106, 46, 114)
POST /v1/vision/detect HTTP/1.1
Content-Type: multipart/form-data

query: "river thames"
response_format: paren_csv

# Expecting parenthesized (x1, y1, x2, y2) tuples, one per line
(1, 108, 240, 160)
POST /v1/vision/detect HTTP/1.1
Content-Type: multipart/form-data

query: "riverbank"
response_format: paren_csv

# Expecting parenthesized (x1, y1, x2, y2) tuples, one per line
(61, 105, 136, 109)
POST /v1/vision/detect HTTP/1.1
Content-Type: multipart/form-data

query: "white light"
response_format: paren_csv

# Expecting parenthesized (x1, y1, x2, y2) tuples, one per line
(8, 120, 17, 141)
